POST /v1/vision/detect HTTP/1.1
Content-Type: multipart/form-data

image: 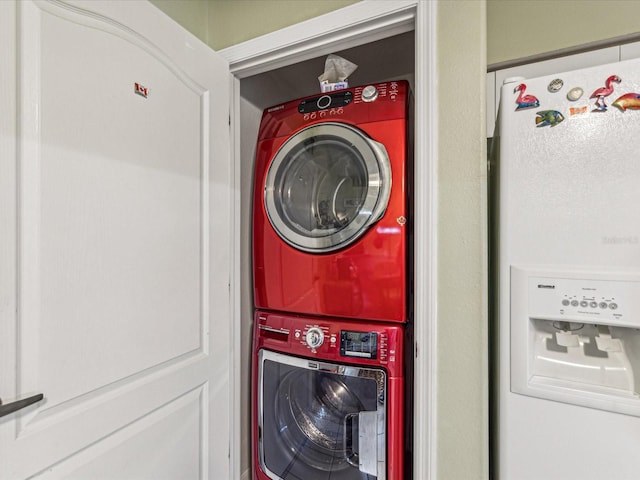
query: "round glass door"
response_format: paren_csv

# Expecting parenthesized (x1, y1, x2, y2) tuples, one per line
(264, 123, 391, 253)
(259, 350, 387, 480)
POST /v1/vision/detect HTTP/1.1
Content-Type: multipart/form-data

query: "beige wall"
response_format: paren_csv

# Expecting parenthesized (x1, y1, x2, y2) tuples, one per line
(488, 0, 640, 65)
(437, 1, 487, 478)
(149, 0, 210, 45)
(150, 0, 359, 50)
(207, 0, 359, 50)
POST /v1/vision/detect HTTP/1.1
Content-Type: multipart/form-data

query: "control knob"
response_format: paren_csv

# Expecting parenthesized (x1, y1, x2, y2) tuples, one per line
(305, 327, 325, 348)
(361, 85, 379, 102)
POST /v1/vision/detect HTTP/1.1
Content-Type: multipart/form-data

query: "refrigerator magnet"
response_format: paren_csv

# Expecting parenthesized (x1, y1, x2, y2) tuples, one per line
(514, 83, 540, 110)
(535, 110, 565, 127)
(612, 93, 640, 111)
(548, 78, 564, 92)
(569, 106, 588, 116)
(590, 75, 621, 111)
(567, 87, 584, 101)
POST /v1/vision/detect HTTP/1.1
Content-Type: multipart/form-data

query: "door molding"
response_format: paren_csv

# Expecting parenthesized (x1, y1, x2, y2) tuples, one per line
(220, 1, 439, 479)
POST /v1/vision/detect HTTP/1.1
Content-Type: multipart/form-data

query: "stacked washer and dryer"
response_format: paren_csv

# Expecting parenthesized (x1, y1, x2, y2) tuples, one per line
(252, 81, 413, 480)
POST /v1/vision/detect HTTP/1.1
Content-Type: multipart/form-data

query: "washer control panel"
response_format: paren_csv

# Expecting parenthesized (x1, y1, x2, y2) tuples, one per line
(255, 312, 403, 372)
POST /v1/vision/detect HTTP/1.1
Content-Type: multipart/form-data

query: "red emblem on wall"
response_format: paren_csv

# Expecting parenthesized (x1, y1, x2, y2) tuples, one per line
(134, 83, 148, 98)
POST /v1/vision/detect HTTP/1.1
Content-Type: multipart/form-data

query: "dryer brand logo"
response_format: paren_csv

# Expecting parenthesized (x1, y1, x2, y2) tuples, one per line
(267, 105, 284, 113)
(537, 284, 556, 289)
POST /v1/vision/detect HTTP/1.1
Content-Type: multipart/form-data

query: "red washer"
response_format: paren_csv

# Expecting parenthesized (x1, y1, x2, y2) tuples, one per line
(252, 310, 406, 480)
(253, 81, 411, 323)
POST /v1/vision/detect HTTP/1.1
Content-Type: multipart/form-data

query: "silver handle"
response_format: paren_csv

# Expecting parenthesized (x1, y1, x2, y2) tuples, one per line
(343, 411, 379, 475)
(0, 393, 44, 418)
(343, 412, 360, 468)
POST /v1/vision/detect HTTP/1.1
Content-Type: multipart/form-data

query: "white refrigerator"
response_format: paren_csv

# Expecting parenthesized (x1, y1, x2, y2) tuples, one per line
(495, 57, 640, 479)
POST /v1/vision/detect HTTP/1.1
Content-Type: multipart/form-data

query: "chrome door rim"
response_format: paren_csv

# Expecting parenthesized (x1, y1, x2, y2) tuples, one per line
(264, 122, 391, 253)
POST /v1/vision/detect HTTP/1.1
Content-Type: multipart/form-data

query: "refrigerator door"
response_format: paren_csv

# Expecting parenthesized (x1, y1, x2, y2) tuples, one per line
(497, 57, 640, 480)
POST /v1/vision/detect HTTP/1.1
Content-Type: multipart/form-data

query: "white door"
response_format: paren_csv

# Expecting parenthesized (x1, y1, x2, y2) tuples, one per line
(0, 1, 232, 478)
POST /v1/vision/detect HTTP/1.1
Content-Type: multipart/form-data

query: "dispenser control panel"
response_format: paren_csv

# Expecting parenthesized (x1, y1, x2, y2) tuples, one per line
(528, 275, 640, 327)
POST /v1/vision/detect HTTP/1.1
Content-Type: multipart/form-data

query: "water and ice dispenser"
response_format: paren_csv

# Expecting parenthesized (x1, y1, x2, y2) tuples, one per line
(510, 267, 640, 416)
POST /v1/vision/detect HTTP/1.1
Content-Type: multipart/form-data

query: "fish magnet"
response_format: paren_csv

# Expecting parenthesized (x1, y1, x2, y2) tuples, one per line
(590, 74, 621, 112)
(514, 83, 540, 110)
(567, 87, 584, 101)
(536, 110, 564, 127)
(613, 93, 640, 111)
(548, 79, 564, 93)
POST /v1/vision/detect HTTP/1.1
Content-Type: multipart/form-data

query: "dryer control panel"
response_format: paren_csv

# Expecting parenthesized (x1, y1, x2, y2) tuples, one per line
(257, 80, 409, 141)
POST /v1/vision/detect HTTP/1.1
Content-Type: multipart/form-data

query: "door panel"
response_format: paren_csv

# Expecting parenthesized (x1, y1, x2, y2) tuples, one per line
(1, 1, 231, 478)
(29, 1, 205, 407)
(33, 388, 204, 480)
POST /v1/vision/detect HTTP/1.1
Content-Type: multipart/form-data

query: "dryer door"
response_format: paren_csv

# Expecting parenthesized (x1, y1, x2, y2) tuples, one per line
(264, 123, 391, 253)
(258, 349, 387, 480)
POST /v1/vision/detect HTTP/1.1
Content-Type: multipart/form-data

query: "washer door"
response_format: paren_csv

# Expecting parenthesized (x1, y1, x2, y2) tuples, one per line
(258, 350, 387, 480)
(264, 123, 391, 253)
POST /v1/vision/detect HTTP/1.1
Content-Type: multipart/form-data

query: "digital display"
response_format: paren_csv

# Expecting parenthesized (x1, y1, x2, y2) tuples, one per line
(340, 330, 377, 359)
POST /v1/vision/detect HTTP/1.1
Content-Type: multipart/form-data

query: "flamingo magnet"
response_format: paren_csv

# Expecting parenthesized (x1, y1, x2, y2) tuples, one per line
(514, 83, 540, 110)
(590, 75, 621, 112)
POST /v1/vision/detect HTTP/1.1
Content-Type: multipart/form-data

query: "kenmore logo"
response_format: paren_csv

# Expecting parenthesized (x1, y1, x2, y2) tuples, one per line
(538, 284, 555, 289)
(602, 236, 639, 245)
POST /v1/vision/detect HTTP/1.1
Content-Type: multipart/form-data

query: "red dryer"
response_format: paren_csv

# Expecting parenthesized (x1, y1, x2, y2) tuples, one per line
(253, 81, 411, 323)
